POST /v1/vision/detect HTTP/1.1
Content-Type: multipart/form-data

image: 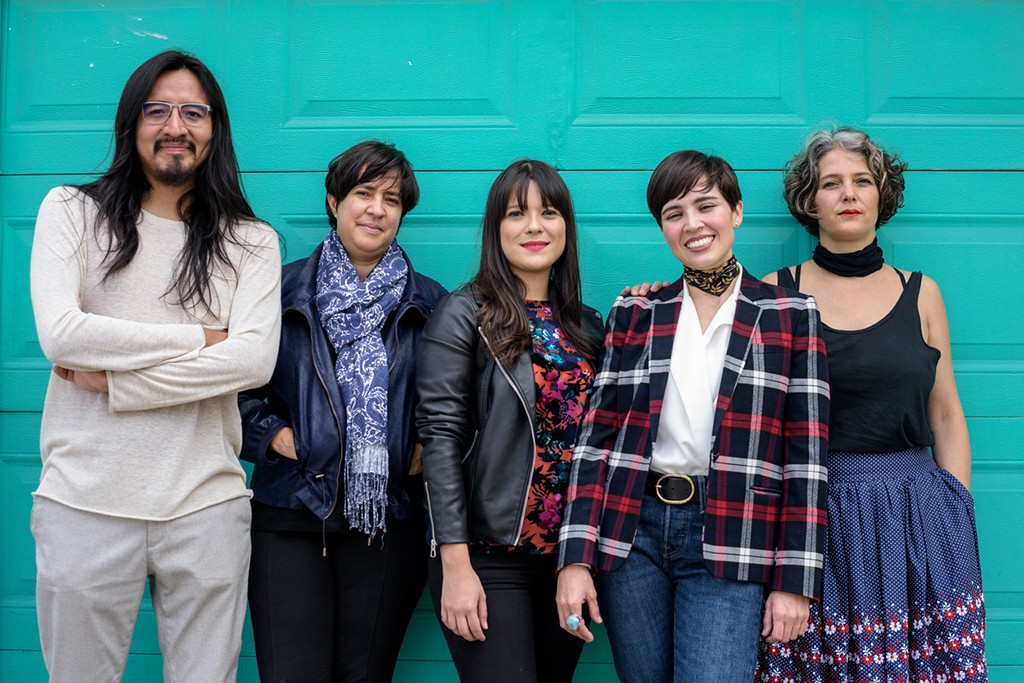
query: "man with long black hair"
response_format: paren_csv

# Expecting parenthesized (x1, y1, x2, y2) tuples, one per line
(29, 50, 281, 681)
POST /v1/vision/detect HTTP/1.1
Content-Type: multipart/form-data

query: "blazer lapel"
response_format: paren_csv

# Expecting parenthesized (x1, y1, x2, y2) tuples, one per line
(646, 284, 683, 443)
(711, 278, 763, 443)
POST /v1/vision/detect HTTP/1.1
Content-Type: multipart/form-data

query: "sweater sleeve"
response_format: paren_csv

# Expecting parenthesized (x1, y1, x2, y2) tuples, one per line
(30, 187, 206, 371)
(106, 226, 282, 412)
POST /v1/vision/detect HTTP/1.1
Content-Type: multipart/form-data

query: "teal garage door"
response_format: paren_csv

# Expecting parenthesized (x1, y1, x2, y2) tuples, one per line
(1, 1, 1021, 680)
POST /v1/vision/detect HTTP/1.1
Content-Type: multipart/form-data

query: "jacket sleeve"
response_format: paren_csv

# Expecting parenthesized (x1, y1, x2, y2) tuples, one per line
(415, 292, 480, 545)
(772, 296, 830, 599)
(30, 187, 207, 371)
(558, 298, 629, 570)
(581, 303, 605, 346)
(105, 227, 282, 411)
(238, 383, 291, 466)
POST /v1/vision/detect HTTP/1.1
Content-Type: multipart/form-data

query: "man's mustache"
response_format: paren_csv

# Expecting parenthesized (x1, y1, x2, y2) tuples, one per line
(154, 137, 197, 153)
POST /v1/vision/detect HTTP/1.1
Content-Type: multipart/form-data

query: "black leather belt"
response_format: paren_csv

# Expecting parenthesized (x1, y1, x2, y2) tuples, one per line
(644, 472, 698, 505)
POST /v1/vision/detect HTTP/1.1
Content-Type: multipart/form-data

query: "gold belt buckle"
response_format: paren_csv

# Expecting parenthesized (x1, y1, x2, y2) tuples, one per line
(656, 474, 695, 505)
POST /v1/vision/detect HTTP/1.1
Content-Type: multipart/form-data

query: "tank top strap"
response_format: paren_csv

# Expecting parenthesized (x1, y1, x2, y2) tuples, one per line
(891, 270, 924, 333)
(776, 264, 913, 298)
(895, 266, 908, 288)
(776, 264, 801, 291)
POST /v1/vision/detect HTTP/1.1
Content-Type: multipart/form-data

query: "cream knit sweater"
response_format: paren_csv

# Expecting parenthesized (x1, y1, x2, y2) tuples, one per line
(30, 186, 281, 520)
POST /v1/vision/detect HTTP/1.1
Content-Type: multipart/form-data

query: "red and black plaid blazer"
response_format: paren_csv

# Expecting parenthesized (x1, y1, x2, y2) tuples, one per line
(558, 272, 829, 599)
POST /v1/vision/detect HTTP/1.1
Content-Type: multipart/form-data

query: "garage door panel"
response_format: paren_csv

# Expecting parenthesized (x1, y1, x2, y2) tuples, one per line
(570, 0, 805, 121)
(0, 176, 81, 411)
(1, 1, 233, 174)
(868, 1, 1024, 118)
(235, 0, 544, 171)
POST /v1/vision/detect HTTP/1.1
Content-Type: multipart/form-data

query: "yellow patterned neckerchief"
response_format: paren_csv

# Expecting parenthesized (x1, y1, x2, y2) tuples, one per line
(683, 256, 739, 296)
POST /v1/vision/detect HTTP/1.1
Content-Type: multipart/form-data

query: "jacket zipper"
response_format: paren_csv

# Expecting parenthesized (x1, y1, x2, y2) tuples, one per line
(308, 319, 345, 531)
(426, 427, 478, 557)
(462, 430, 479, 463)
(424, 480, 438, 558)
(388, 297, 427, 374)
(387, 304, 405, 374)
(477, 326, 535, 545)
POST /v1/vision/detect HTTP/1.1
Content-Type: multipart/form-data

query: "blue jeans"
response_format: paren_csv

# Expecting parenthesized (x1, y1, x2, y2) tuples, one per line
(598, 487, 764, 683)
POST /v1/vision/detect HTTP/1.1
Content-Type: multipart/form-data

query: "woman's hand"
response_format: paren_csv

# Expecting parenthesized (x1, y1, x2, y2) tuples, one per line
(439, 544, 488, 641)
(409, 443, 423, 476)
(761, 590, 810, 643)
(619, 281, 669, 297)
(270, 426, 298, 460)
(556, 564, 602, 642)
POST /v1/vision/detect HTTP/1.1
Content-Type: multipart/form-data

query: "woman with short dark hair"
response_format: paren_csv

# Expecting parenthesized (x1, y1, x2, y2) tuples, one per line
(239, 140, 446, 682)
(757, 126, 987, 682)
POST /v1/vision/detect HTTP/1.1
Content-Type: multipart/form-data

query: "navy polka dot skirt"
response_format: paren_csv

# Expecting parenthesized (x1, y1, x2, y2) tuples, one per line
(757, 447, 987, 682)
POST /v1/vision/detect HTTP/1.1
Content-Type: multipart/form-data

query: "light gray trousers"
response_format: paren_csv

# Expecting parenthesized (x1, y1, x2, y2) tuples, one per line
(31, 496, 251, 683)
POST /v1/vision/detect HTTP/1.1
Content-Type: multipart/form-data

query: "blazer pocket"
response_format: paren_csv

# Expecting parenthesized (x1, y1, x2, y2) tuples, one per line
(749, 484, 782, 497)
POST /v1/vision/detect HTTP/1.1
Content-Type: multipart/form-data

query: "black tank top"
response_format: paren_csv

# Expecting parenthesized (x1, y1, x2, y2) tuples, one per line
(777, 266, 939, 452)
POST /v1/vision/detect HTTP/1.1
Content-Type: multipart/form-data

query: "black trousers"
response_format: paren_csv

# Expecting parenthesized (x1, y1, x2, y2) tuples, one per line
(428, 551, 585, 683)
(248, 518, 427, 683)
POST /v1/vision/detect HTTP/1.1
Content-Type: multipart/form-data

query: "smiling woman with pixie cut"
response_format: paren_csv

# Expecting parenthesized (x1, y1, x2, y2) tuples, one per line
(556, 150, 829, 682)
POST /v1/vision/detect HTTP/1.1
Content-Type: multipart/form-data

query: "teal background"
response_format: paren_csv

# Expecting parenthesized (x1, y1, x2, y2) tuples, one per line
(1, 0, 1022, 680)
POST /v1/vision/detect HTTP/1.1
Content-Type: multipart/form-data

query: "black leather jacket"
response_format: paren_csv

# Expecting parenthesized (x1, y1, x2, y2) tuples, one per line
(415, 287, 604, 551)
(239, 243, 446, 522)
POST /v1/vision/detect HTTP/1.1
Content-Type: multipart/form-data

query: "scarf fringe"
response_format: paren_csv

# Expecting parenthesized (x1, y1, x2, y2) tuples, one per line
(344, 443, 389, 537)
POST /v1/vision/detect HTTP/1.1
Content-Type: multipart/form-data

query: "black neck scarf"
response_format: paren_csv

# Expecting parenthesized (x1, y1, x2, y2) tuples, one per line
(813, 239, 884, 277)
(683, 256, 740, 296)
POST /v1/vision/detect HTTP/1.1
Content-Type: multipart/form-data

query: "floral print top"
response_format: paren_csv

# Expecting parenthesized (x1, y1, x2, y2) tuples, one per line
(475, 300, 594, 555)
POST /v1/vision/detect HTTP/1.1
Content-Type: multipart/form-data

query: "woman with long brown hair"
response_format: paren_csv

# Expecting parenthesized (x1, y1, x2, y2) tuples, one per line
(416, 159, 602, 682)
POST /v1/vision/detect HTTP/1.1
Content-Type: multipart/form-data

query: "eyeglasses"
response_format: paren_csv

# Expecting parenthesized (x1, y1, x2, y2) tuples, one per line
(141, 101, 213, 127)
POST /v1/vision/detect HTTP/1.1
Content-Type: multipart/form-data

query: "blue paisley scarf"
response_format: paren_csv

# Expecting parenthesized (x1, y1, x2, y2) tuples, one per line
(315, 230, 407, 537)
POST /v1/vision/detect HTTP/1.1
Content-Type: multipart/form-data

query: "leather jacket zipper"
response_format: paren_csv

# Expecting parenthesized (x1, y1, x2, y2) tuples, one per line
(462, 430, 479, 463)
(308, 319, 344, 524)
(388, 306, 403, 374)
(424, 480, 438, 558)
(477, 326, 535, 545)
(426, 428, 478, 558)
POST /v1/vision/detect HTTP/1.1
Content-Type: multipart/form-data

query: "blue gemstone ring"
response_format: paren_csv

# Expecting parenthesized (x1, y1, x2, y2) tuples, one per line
(566, 614, 582, 631)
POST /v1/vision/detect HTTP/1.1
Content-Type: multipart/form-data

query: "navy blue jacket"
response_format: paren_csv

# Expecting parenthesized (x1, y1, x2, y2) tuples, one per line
(239, 243, 447, 522)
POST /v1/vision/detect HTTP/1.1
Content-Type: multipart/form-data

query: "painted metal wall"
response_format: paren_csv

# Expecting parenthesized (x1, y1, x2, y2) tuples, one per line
(1, 1, 1021, 680)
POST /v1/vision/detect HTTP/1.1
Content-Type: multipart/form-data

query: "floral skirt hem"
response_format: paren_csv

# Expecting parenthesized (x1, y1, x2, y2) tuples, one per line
(756, 448, 987, 683)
